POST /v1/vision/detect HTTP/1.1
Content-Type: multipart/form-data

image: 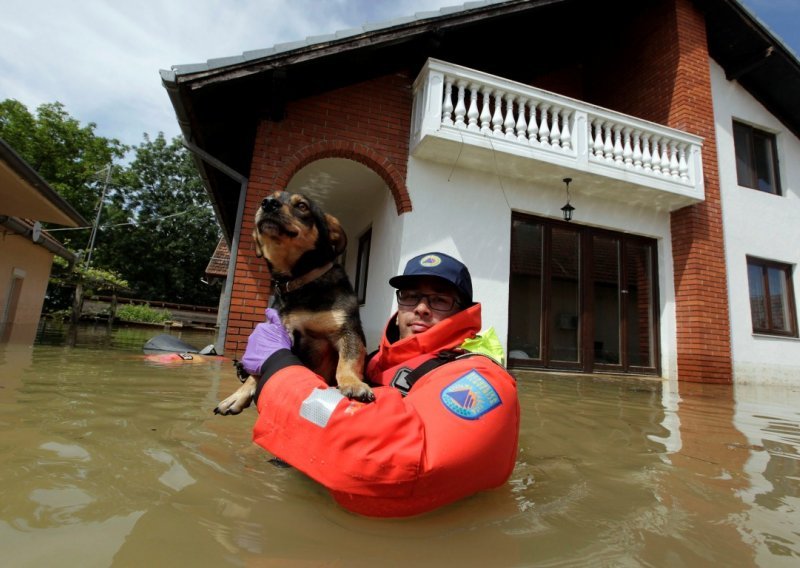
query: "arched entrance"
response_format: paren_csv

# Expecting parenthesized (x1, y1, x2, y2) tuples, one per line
(284, 158, 404, 348)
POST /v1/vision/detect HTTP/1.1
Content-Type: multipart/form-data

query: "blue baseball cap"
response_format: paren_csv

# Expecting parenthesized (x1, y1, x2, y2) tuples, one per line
(389, 252, 473, 304)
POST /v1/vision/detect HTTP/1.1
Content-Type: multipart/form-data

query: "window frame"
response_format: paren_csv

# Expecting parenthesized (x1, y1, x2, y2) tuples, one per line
(355, 227, 372, 305)
(746, 256, 798, 337)
(732, 120, 782, 195)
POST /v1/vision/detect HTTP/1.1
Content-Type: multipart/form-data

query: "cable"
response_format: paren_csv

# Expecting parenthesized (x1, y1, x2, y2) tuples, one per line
(46, 205, 212, 232)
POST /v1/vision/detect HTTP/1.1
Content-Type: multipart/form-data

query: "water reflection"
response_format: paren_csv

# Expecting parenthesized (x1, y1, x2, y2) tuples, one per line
(0, 325, 798, 566)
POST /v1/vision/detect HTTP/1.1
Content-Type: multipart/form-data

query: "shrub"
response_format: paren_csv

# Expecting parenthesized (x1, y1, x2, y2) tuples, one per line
(116, 303, 171, 324)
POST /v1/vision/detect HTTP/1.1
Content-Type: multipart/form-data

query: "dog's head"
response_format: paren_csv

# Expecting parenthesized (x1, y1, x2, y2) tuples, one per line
(253, 190, 347, 276)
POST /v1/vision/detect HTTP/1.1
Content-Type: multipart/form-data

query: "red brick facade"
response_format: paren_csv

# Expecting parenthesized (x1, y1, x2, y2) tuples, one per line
(668, 0, 733, 383)
(588, 0, 733, 383)
(223, 0, 734, 383)
(224, 73, 414, 355)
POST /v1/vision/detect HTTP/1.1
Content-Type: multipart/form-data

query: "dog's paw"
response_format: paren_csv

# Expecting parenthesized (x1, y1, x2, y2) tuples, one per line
(338, 381, 375, 403)
(214, 392, 253, 415)
(214, 379, 257, 415)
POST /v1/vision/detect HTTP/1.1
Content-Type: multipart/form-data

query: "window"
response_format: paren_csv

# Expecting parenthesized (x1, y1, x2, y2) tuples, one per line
(747, 257, 797, 337)
(508, 213, 659, 374)
(733, 121, 781, 195)
(355, 228, 371, 304)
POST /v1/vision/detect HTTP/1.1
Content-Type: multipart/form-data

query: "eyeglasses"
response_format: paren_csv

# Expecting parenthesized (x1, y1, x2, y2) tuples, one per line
(396, 289, 460, 312)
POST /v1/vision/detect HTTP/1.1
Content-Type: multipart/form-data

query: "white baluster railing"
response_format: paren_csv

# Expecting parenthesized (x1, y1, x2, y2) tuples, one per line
(411, 59, 704, 203)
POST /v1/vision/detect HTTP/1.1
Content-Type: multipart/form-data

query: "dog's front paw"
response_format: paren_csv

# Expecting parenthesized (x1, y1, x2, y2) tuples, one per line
(214, 378, 257, 415)
(338, 381, 375, 403)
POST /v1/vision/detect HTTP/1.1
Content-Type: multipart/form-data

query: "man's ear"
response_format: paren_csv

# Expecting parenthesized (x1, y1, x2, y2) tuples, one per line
(325, 214, 347, 256)
(253, 228, 263, 258)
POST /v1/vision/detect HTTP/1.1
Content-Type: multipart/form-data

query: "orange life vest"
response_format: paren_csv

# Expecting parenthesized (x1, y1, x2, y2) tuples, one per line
(252, 303, 520, 517)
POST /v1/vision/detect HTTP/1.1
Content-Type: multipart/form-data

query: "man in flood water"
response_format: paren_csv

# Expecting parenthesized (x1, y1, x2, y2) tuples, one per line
(242, 252, 520, 517)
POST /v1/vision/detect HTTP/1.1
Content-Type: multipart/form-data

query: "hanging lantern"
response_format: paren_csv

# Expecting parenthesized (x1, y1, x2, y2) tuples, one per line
(561, 177, 575, 221)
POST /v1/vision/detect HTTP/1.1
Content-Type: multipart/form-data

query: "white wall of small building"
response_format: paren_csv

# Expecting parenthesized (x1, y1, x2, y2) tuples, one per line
(400, 156, 680, 379)
(710, 60, 800, 385)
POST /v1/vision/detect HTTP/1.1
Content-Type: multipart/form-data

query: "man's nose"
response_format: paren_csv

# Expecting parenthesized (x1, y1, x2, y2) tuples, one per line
(413, 296, 432, 314)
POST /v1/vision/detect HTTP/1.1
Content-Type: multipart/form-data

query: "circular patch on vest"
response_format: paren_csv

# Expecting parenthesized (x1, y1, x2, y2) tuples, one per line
(440, 370, 501, 420)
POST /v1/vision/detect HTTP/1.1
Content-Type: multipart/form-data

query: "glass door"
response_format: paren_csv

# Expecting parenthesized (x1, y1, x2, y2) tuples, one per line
(547, 225, 581, 368)
(509, 213, 660, 375)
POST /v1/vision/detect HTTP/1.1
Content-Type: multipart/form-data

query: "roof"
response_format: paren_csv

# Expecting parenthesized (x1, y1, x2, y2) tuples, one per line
(161, 0, 800, 239)
(0, 137, 88, 227)
(698, 0, 800, 138)
(205, 237, 230, 277)
(162, 0, 511, 83)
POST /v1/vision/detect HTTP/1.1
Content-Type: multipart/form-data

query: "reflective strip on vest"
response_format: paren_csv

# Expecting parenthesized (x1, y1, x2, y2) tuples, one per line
(299, 388, 345, 427)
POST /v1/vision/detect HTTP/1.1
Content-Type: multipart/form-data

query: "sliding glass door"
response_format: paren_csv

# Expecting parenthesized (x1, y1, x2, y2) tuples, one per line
(509, 213, 659, 374)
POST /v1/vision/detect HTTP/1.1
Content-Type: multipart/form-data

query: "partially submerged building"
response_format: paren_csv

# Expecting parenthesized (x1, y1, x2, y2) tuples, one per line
(162, 0, 800, 385)
(0, 137, 87, 343)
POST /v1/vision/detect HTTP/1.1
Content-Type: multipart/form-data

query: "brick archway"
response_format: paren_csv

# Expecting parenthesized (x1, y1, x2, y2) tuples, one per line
(271, 140, 412, 214)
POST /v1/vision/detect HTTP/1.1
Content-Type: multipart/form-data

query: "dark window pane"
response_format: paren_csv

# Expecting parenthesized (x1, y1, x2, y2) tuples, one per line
(592, 236, 620, 364)
(753, 132, 777, 194)
(625, 241, 654, 367)
(747, 263, 768, 329)
(509, 219, 542, 359)
(767, 266, 790, 332)
(747, 258, 796, 336)
(733, 121, 781, 195)
(355, 228, 371, 304)
(734, 121, 755, 188)
(550, 227, 580, 363)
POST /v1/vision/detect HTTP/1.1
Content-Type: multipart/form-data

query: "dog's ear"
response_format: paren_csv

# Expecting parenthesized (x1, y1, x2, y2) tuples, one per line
(252, 228, 263, 258)
(325, 214, 347, 256)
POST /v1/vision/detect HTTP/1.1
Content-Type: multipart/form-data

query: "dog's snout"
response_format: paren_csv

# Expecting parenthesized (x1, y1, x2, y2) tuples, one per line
(261, 197, 281, 212)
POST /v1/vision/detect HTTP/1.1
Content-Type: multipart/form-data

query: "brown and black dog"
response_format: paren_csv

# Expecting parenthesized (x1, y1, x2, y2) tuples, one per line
(214, 190, 372, 415)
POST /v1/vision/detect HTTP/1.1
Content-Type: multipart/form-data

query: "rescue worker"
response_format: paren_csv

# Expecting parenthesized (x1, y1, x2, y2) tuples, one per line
(243, 252, 520, 517)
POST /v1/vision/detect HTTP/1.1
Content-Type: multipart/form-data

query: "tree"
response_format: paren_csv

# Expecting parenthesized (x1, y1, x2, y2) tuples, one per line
(1, 99, 221, 307)
(92, 133, 221, 306)
(0, 100, 128, 242)
(48, 256, 130, 324)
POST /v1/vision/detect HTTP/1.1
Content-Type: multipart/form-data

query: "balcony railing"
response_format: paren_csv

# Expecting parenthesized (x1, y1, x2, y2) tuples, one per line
(411, 59, 705, 210)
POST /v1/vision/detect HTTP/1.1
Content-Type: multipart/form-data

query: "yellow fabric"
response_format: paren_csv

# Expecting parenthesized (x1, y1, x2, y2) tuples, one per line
(460, 326, 505, 366)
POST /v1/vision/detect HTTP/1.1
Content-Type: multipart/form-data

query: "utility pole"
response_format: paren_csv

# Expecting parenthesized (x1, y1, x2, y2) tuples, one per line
(72, 164, 112, 324)
(84, 164, 112, 268)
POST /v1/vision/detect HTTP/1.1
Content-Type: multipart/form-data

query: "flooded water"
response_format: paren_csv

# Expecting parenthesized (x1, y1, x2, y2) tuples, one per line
(1, 323, 799, 567)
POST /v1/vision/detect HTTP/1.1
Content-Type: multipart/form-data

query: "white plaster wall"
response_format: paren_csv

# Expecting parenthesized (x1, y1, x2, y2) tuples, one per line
(710, 59, 800, 385)
(344, 186, 405, 351)
(402, 156, 679, 378)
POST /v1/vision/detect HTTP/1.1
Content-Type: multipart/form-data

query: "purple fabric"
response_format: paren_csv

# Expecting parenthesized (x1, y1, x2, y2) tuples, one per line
(241, 308, 292, 376)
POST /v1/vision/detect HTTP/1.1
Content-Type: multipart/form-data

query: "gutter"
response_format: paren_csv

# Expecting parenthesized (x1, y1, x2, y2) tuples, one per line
(0, 215, 78, 263)
(181, 138, 249, 356)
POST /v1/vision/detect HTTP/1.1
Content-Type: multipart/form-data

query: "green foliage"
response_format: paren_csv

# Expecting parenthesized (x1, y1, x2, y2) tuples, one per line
(1, 99, 222, 308)
(0, 100, 129, 250)
(116, 303, 171, 324)
(92, 133, 221, 306)
(51, 256, 129, 291)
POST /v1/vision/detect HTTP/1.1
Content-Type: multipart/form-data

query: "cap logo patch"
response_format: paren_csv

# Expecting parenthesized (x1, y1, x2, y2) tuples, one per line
(441, 370, 501, 420)
(420, 254, 442, 267)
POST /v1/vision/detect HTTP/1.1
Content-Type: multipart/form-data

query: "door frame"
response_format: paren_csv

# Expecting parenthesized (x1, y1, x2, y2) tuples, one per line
(508, 212, 661, 375)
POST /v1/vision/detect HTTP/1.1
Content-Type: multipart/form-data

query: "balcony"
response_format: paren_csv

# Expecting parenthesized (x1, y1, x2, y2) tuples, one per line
(410, 59, 705, 211)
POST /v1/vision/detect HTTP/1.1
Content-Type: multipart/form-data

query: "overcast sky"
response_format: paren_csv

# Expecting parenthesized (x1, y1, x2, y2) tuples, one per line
(1, 0, 798, 152)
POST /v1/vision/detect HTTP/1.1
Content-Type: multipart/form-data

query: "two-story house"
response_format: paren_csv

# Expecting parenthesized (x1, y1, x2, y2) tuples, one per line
(161, 0, 800, 385)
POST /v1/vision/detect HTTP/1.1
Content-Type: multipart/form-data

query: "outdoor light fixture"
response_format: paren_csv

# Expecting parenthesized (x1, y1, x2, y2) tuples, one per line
(561, 177, 575, 221)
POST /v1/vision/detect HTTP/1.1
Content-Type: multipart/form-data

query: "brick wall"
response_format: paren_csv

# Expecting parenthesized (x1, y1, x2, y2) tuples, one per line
(668, 0, 733, 383)
(224, 72, 413, 355)
(592, 0, 733, 383)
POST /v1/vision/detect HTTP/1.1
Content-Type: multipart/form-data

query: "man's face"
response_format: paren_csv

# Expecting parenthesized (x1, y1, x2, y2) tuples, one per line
(396, 277, 463, 340)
